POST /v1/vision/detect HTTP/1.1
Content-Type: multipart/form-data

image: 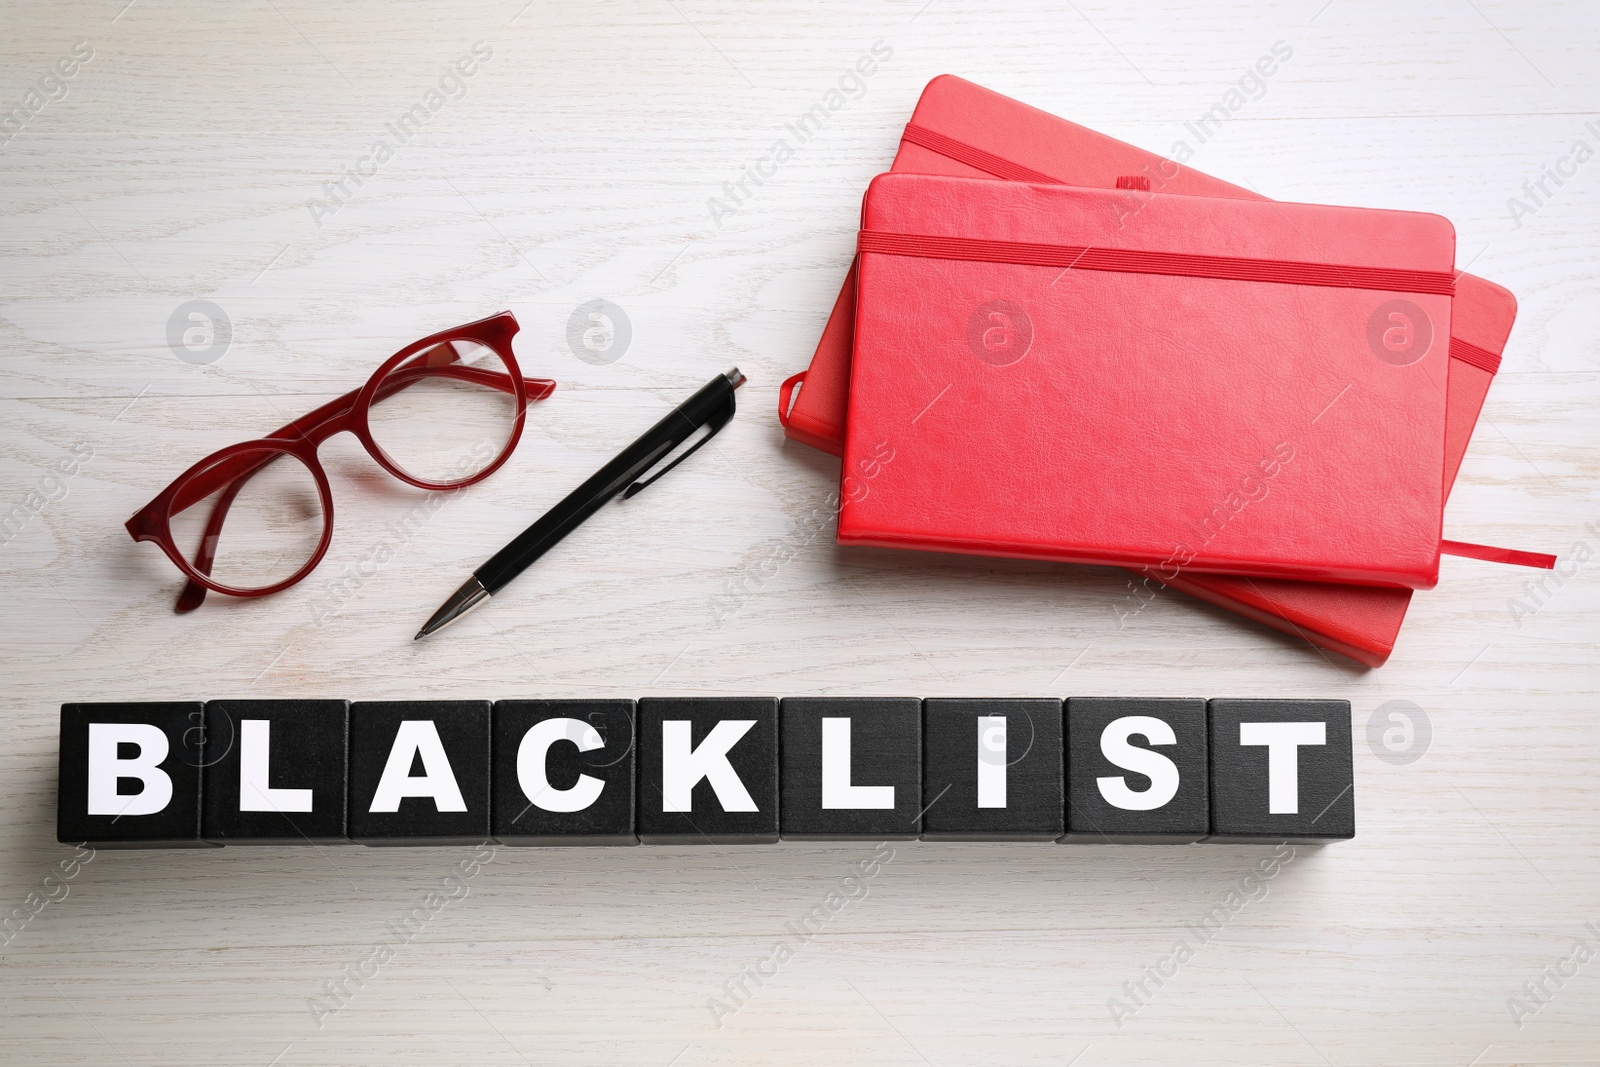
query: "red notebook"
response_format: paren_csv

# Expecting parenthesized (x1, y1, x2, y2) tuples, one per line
(780, 75, 1518, 665)
(840, 172, 1457, 589)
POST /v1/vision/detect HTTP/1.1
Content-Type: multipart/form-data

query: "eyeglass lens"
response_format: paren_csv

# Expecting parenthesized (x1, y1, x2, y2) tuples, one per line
(366, 338, 520, 484)
(167, 447, 326, 592)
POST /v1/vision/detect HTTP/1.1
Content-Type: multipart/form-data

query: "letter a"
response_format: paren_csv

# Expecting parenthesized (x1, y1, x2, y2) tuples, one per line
(369, 721, 467, 813)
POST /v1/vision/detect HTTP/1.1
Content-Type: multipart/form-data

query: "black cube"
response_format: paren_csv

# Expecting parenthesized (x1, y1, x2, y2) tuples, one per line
(348, 701, 491, 845)
(492, 699, 636, 845)
(57, 702, 211, 848)
(1063, 697, 1209, 843)
(201, 699, 349, 844)
(922, 698, 1063, 840)
(780, 697, 922, 840)
(1207, 698, 1354, 843)
(636, 697, 778, 844)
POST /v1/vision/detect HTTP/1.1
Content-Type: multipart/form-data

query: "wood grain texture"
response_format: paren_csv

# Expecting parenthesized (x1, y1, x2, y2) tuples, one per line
(1, 0, 1597, 1062)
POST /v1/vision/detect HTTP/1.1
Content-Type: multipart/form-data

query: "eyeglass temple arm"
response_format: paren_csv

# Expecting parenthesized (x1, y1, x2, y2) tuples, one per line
(167, 351, 554, 610)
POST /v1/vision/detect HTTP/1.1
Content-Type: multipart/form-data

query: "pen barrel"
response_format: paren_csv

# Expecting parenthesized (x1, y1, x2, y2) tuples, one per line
(475, 374, 737, 593)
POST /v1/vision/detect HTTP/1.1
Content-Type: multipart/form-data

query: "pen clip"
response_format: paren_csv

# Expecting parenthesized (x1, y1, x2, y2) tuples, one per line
(622, 418, 727, 499)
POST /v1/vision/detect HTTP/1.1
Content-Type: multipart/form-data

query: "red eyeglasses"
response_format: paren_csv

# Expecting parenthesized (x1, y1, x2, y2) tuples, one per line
(126, 311, 555, 613)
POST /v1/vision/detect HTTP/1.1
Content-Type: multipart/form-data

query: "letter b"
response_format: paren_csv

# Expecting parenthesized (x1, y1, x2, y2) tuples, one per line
(87, 722, 173, 816)
(59, 703, 206, 848)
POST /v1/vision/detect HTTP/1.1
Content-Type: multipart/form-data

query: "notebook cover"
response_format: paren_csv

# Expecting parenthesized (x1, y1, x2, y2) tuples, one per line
(782, 74, 1515, 665)
(840, 172, 1455, 590)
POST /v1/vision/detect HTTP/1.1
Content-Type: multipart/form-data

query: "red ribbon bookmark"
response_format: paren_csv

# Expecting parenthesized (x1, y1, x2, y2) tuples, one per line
(1441, 539, 1557, 570)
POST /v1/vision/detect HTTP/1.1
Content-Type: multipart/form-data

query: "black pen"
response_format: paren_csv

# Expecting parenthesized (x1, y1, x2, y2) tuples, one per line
(415, 368, 745, 639)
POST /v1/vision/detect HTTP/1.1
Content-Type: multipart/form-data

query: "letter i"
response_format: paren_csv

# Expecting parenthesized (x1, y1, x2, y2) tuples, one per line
(977, 716, 1006, 808)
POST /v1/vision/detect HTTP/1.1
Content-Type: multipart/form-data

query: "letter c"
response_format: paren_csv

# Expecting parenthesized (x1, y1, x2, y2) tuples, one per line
(517, 718, 606, 813)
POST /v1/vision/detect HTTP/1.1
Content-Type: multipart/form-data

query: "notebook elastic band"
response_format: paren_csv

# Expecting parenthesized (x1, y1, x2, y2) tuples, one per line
(858, 231, 1457, 296)
(901, 123, 1060, 184)
(778, 371, 805, 428)
(1448, 336, 1502, 375)
(1441, 539, 1556, 569)
(897, 127, 1497, 345)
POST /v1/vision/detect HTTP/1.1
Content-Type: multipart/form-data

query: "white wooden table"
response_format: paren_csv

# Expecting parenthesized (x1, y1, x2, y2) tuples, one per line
(2, 1, 1597, 1063)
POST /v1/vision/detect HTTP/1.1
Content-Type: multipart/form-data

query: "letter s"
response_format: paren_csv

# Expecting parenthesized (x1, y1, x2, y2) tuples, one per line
(1096, 716, 1181, 811)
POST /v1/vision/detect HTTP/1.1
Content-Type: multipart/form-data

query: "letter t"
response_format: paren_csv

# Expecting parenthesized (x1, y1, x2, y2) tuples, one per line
(1239, 721, 1325, 814)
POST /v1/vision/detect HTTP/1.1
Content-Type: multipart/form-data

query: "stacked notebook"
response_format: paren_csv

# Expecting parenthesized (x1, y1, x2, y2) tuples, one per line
(779, 75, 1551, 666)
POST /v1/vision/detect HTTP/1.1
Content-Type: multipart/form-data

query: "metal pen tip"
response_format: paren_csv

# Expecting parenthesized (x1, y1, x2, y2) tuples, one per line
(416, 575, 491, 640)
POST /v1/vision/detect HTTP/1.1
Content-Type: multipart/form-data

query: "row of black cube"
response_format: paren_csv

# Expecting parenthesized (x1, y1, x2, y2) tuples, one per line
(57, 696, 1354, 847)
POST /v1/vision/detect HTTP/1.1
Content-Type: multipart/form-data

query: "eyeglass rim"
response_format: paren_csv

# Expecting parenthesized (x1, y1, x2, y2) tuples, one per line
(143, 439, 336, 598)
(353, 312, 530, 491)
